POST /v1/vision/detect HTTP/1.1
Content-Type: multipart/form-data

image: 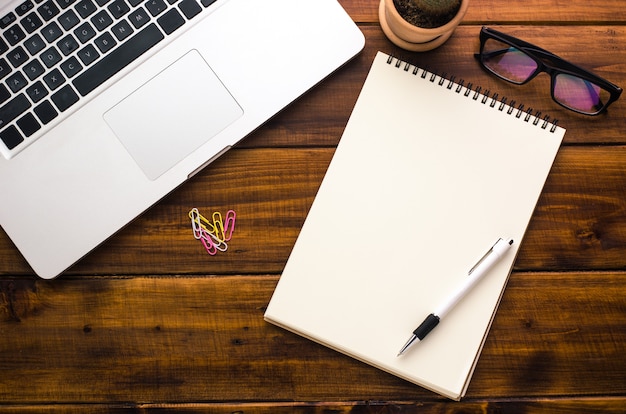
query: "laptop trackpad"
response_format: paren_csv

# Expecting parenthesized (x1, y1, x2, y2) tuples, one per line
(104, 50, 243, 180)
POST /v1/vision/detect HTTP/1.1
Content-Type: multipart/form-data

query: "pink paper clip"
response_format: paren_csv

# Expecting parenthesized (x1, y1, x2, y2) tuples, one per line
(200, 228, 218, 255)
(223, 210, 236, 241)
(203, 226, 228, 252)
(189, 207, 236, 255)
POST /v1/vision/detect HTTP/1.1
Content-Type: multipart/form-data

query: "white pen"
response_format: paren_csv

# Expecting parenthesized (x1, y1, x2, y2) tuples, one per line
(397, 238, 514, 357)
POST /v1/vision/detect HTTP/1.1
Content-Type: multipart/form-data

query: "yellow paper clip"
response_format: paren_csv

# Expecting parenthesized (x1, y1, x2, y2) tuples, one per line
(212, 211, 226, 243)
(202, 226, 228, 252)
(189, 207, 236, 255)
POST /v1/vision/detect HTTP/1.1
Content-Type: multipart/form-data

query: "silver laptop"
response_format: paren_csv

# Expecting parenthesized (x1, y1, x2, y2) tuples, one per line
(0, 0, 364, 279)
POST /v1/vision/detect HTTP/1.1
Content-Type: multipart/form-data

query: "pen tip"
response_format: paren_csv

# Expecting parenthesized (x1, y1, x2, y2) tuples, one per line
(397, 334, 417, 357)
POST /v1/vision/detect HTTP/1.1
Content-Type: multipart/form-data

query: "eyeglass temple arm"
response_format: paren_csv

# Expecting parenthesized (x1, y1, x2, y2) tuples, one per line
(481, 28, 622, 93)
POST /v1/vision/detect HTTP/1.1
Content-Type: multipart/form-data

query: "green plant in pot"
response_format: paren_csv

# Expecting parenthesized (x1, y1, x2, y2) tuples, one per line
(379, 0, 469, 51)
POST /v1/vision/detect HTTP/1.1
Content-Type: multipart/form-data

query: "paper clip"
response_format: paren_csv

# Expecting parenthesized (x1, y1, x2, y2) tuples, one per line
(189, 207, 236, 255)
(189, 208, 204, 240)
(200, 231, 218, 255)
(202, 227, 228, 252)
(223, 210, 236, 241)
(212, 211, 226, 243)
(200, 212, 216, 235)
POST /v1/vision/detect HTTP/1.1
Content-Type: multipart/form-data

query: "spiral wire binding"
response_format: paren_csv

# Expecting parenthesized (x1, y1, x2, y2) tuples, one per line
(386, 55, 559, 133)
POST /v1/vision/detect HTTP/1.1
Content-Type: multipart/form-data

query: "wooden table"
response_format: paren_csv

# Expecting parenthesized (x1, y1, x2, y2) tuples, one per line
(2, 1, 625, 412)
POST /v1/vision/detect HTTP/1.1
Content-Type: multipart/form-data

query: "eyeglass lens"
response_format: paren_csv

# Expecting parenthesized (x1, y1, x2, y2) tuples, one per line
(482, 37, 611, 114)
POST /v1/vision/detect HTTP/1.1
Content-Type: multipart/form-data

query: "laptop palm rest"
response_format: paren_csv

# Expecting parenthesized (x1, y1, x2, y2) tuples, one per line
(103, 49, 243, 180)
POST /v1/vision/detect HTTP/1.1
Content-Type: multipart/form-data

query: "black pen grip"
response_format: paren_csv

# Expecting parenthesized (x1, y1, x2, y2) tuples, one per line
(413, 313, 440, 340)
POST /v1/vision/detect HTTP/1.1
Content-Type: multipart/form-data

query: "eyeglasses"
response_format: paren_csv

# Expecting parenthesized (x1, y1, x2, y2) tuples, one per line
(475, 27, 622, 116)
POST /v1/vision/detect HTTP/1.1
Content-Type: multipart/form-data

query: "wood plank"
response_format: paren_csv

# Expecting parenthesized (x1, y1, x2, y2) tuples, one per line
(4, 143, 626, 275)
(1, 273, 625, 403)
(2, 399, 626, 413)
(245, 25, 626, 148)
(342, 0, 626, 24)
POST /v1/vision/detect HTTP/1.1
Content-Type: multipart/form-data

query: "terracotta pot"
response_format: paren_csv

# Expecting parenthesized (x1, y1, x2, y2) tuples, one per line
(379, 0, 469, 51)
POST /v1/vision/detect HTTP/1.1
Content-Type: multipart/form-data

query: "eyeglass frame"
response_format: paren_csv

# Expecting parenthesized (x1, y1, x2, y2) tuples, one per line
(474, 26, 622, 116)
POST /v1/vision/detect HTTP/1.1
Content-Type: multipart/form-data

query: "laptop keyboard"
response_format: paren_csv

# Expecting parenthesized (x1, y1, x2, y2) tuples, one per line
(0, 0, 218, 155)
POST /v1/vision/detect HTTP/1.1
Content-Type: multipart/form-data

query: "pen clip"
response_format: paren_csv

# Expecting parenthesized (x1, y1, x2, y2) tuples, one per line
(468, 238, 502, 275)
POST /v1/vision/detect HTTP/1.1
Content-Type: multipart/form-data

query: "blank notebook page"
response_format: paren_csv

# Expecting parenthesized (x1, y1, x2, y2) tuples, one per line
(265, 51, 565, 400)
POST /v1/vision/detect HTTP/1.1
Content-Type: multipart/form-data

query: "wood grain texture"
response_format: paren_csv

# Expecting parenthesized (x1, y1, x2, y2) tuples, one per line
(5, 145, 626, 275)
(1, 274, 625, 404)
(344, 0, 626, 24)
(1, 0, 626, 411)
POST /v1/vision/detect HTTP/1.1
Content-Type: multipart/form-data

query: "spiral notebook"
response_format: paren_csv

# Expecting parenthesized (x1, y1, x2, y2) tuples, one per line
(264, 51, 565, 400)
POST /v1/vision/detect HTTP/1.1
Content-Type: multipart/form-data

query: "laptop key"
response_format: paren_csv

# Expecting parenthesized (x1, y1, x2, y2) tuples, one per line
(76, 44, 99, 65)
(111, 19, 134, 41)
(73, 23, 164, 96)
(16, 1, 36, 16)
(41, 21, 63, 42)
(0, 38, 8, 54)
(37, 1, 60, 22)
(94, 31, 116, 53)
(145, 0, 167, 17)
(0, 58, 10, 80)
(0, 84, 10, 103)
(179, 0, 202, 19)
(6, 71, 28, 93)
(17, 112, 41, 137)
(1, 13, 17, 30)
(40, 46, 62, 67)
(58, 9, 80, 31)
(0, 93, 31, 129)
(20, 12, 43, 34)
(51, 84, 79, 111)
(24, 33, 46, 54)
(157, 9, 184, 35)
(43, 67, 65, 90)
(74, 21, 97, 43)
(0, 125, 24, 150)
(60, 56, 83, 77)
(26, 80, 49, 102)
(7, 46, 29, 67)
(57, 34, 79, 55)
(23, 59, 45, 80)
(4, 24, 26, 46)
(128, 7, 150, 29)
(34, 99, 58, 124)
(107, 0, 130, 19)
(91, 10, 113, 31)
(75, 0, 98, 18)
